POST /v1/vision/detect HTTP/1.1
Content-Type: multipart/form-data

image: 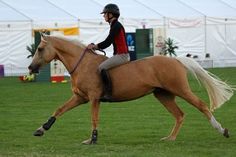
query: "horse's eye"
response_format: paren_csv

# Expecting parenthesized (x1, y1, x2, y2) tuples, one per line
(38, 47, 44, 52)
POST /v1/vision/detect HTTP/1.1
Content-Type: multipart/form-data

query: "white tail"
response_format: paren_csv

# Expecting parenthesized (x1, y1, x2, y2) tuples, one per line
(176, 57, 234, 111)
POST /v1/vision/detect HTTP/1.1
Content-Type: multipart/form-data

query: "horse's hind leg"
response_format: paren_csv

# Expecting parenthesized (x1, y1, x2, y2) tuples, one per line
(153, 89, 184, 141)
(179, 90, 229, 138)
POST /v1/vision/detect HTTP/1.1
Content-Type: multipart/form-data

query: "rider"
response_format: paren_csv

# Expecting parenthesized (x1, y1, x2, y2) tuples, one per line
(87, 3, 130, 100)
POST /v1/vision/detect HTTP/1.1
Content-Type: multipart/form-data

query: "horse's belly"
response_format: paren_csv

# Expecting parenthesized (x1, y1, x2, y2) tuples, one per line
(112, 84, 154, 102)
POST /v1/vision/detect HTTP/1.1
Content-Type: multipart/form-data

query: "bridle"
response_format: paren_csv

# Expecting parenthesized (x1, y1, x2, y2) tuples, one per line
(69, 48, 88, 75)
(69, 48, 106, 75)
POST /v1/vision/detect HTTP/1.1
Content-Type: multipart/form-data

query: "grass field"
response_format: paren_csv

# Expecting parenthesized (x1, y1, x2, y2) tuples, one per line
(0, 68, 236, 157)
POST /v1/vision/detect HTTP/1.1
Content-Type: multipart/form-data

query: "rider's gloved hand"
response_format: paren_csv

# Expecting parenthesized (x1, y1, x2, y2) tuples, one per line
(87, 43, 98, 50)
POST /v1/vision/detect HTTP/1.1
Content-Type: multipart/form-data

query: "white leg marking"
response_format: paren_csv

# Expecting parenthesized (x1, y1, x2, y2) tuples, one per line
(210, 116, 224, 134)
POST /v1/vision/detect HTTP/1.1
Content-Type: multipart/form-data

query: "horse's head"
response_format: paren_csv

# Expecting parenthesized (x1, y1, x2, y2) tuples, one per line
(28, 33, 57, 74)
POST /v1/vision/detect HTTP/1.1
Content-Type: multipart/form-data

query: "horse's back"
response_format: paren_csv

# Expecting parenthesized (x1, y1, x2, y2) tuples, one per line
(110, 55, 185, 79)
(109, 55, 187, 101)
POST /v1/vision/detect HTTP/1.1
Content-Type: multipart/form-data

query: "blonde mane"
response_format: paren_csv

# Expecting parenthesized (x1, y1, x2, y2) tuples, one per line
(50, 34, 86, 49)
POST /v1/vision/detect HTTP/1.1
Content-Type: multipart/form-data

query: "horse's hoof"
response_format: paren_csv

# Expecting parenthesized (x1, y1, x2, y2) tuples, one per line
(33, 129, 44, 136)
(223, 128, 229, 138)
(82, 138, 97, 145)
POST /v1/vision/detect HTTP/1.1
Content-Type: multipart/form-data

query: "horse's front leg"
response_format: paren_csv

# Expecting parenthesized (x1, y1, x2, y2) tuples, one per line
(82, 99, 100, 144)
(33, 94, 88, 136)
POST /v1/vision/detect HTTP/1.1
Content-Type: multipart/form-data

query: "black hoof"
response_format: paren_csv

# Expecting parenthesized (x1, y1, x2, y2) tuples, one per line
(223, 128, 229, 138)
(33, 129, 44, 136)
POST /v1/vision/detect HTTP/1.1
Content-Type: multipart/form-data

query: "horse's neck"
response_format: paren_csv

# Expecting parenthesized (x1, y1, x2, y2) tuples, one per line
(50, 37, 85, 72)
(50, 37, 106, 75)
(52, 37, 84, 57)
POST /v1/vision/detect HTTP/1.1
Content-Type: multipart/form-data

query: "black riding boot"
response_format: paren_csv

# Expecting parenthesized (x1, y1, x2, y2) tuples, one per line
(100, 69, 112, 101)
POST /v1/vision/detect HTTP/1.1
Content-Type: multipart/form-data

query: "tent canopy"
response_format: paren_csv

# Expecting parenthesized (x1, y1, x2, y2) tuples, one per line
(2, 0, 76, 21)
(137, 0, 203, 18)
(182, 0, 236, 18)
(1, 0, 236, 23)
(48, 0, 103, 20)
(0, 2, 29, 21)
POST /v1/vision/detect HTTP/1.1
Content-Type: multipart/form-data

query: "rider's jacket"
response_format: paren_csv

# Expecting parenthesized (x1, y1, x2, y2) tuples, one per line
(97, 19, 128, 55)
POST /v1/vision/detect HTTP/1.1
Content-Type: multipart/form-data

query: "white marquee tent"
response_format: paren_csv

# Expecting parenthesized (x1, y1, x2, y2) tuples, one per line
(0, 0, 236, 76)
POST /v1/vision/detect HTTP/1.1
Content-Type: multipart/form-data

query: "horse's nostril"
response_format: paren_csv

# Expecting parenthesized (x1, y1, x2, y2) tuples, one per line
(28, 64, 40, 74)
(28, 65, 32, 70)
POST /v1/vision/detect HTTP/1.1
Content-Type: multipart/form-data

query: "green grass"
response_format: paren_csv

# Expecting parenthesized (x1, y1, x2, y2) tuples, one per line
(0, 68, 236, 157)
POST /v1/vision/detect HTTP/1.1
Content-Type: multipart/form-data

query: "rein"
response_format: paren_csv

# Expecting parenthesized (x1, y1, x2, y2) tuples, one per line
(69, 48, 88, 75)
(69, 48, 106, 75)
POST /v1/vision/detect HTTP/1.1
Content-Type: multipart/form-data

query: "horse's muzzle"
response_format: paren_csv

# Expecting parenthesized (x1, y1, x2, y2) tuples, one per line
(28, 64, 40, 74)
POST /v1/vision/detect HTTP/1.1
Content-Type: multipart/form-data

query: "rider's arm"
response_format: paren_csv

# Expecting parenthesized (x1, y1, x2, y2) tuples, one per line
(97, 21, 121, 49)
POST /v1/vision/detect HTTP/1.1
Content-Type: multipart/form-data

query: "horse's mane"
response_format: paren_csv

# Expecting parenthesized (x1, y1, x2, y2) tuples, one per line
(48, 34, 107, 58)
(49, 34, 86, 49)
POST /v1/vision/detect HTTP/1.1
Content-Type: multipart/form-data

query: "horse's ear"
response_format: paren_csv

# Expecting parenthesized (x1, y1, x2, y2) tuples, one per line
(40, 32, 47, 43)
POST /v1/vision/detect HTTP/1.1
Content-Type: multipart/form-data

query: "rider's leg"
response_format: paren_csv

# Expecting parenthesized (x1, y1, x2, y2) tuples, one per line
(98, 54, 130, 101)
(100, 69, 112, 99)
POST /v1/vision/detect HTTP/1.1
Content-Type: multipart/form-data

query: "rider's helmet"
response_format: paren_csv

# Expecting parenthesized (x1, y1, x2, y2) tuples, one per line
(101, 3, 120, 18)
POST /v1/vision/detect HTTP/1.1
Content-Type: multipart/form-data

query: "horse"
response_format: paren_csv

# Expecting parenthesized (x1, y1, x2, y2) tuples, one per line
(28, 34, 234, 144)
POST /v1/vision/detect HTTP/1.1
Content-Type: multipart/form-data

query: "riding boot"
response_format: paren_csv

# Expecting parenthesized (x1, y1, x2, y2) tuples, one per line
(100, 69, 112, 101)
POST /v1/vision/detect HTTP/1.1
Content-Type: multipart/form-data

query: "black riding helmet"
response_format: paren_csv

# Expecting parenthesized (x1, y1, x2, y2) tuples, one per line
(101, 3, 120, 18)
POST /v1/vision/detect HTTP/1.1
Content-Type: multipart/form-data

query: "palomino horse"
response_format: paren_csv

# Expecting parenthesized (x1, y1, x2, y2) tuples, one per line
(29, 34, 234, 144)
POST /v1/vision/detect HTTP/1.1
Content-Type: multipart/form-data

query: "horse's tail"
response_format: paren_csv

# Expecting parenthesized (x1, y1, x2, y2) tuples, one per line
(176, 57, 234, 111)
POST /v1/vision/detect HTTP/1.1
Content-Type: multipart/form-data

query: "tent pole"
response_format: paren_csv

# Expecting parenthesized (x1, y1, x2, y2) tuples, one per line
(204, 16, 207, 58)
(178, 0, 207, 58)
(31, 20, 34, 44)
(164, 16, 167, 39)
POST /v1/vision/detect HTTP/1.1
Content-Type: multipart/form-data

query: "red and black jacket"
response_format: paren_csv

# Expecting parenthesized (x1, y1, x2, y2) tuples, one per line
(97, 19, 128, 55)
